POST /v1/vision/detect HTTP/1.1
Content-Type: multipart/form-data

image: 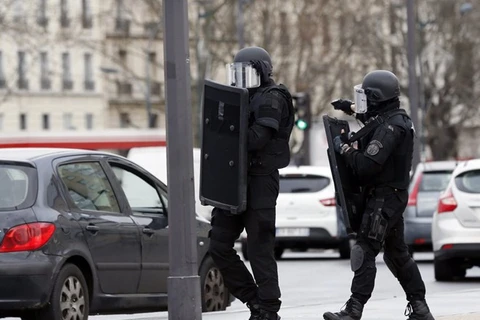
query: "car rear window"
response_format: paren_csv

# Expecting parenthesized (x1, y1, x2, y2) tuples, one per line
(455, 169, 480, 193)
(0, 163, 37, 210)
(419, 171, 452, 192)
(279, 174, 330, 193)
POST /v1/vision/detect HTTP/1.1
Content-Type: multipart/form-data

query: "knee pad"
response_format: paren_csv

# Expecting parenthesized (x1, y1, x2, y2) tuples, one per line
(350, 244, 365, 272)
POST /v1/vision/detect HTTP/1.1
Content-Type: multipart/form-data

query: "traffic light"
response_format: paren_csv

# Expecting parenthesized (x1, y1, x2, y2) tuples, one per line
(293, 93, 311, 131)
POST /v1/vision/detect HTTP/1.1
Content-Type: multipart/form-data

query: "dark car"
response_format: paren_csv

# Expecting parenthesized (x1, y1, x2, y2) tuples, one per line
(404, 161, 458, 255)
(0, 148, 229, 320)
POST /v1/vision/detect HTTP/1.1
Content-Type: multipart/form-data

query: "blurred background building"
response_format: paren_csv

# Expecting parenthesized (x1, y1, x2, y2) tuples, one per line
(0, 0, 478, 163)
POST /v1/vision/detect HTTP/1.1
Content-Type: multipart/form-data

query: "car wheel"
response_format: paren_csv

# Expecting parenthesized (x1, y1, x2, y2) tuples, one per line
(274, 247, 284, 260)
(32, 264, 89, 320)
(339, 239, 351, 260)
(434, 258, 464, 281)
(241, 240, 249, 261)
(199, 256, 229, 312)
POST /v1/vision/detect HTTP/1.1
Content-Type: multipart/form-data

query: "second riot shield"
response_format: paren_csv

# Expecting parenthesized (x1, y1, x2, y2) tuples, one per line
(200, 80, 249, 214)
(323, 115, 364, 234)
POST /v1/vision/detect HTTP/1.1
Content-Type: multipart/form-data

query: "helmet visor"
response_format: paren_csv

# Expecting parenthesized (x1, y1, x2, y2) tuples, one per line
(353, 84, 368, 114)
(226, 62, 261, 88)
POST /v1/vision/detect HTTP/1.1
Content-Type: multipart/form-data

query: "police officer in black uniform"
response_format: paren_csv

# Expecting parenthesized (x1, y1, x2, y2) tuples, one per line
(323, 70, 435, 320)
(208, 46, 294, 320)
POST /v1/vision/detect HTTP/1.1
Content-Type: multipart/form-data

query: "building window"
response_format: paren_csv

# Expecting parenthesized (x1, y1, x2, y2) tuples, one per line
(115, 0, 130, 35)
(119, 49, 127, 66)
(40, 52, 51, 90)
(60, 0, 70, 28)
(119, 112, 130, 128)
(37, 0, 48, 27)
(82, 0, 92, 29)
(84, 53, 94, 91)
(42, 114, 50, 130)
(20, 113, 27, 130)
(13, 0, 25, 23)
(62, 52, 73, 90)
(0, 114, 4, 131)
(17, 51, 28, 90)
(0, 51, 5, 89)
(85, 113, 93, 130)
(63, 113, 73, 130)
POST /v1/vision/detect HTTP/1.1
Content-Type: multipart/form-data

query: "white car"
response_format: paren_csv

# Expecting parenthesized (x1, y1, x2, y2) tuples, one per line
(432, 159, 480, 281)
(126, 146, 214, 221)
(241, 166, 350, 260)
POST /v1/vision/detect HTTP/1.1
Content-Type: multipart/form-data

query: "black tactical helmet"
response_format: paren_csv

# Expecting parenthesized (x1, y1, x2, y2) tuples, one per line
(233, 46, 272, 77)
(361, 70, 400, 103)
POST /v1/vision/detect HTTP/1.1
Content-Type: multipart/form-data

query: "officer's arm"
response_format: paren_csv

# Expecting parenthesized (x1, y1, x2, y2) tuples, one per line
(248, 124, 274, 151)
(343, 124, 404, 178)
(247, 91, 283, 151)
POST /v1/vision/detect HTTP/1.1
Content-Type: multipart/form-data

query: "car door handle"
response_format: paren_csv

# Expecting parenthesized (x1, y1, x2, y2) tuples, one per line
(86, 225, 100, 232)
(142, 228, 155, 235)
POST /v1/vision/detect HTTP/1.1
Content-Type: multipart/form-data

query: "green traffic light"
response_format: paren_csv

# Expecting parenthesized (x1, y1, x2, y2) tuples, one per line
(296, 119, 308, 130)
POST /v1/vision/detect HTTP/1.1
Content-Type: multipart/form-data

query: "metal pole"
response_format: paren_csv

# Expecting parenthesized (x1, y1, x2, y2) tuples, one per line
(236, 0, 245, 49)
(162, 0, 202, 319)
(407, 0, 421, 168)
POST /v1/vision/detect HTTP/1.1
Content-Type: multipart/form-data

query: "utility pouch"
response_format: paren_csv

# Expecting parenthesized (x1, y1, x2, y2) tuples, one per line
(367, 198, 388, 242)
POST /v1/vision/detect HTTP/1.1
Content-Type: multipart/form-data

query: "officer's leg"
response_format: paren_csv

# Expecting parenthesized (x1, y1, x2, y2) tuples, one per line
(244, 207, 281, 313)
(350, 236, 383, 304)
(208, 207, 258, 303)
(383, 215, 427, 301)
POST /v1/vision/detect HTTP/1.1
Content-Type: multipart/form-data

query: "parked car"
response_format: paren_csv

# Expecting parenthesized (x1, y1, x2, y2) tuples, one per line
(241, 166, 350, 260)
(432, 159, 480, 281)
(404, 161, 457, 255)
(0, 148, 230, 320)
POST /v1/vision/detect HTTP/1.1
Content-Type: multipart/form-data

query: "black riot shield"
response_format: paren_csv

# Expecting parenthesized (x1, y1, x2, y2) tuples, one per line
(200, 80, 249, 214)
(323, 115, 364, 234)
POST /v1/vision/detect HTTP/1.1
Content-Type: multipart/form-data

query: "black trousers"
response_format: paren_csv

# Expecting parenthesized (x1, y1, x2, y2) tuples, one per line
(208, 173, 281, 312)
(350, 189, 427, 304)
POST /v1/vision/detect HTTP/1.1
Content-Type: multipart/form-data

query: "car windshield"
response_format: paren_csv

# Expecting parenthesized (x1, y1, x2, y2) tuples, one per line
(455, 169, 480, 193)
(279, 174, 330, 193)
(0, 163, 37, 210)
(419, 171, 452, 192)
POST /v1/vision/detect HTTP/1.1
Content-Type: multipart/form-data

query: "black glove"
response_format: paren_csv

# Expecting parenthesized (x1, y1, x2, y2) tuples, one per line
(333, 136, 344, 154)
(331, 99, 354, 115)
(250, 60, 272, 83)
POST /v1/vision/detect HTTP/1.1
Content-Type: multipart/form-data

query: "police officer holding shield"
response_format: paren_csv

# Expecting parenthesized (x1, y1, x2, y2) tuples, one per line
(324, 70, 435, 320)
(208, 47, 294, 320)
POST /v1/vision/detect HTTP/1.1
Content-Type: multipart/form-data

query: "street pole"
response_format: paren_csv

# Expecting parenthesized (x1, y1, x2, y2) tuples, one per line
(162, 0, 202, 319)
(236, 0, 245, 49)
(407, 0, 421, 169)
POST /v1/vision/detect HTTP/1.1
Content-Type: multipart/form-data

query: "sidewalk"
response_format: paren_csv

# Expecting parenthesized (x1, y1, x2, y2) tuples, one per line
(94, 288, 480, 320)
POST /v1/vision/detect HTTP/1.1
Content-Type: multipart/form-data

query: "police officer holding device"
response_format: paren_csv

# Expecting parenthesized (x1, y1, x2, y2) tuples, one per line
(208, 46, 294, 320)
(323, 70, 435, 320)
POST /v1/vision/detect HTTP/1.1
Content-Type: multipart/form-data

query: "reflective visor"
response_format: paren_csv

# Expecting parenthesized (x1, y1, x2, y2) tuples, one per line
(353, 84, 368, 114)
(226, 62, 261, 88)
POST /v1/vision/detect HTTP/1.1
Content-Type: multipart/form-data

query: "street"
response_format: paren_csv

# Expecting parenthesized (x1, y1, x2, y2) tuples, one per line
(6, 249, 478, 320)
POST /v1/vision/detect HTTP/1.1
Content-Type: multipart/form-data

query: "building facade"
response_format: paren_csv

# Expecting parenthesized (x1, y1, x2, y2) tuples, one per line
(0, 0, 165, 133)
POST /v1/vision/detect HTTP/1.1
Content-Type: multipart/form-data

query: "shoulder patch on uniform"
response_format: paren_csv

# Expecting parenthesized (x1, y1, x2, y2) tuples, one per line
(388, 125, 394, 132)
(366, 140, 383, 156)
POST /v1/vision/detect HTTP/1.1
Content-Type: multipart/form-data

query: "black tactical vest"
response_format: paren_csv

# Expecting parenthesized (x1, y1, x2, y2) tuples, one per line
(359, 109, 414, 189)
(248, 84, 295, 175)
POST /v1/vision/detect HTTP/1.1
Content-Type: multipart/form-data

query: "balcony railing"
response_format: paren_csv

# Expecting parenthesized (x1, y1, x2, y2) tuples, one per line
(84, 81, 95, 91)
(63, 80, 73, 90)
(41, 78, 51, 90)
(117, 82, 132, 95)
(17, 79, 29, 90)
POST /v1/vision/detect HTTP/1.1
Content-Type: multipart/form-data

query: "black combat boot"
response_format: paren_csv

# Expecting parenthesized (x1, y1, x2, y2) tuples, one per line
(405, 300, 435, 320)
(247, 300, 280, 320)
(323, 297, 364, 320)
